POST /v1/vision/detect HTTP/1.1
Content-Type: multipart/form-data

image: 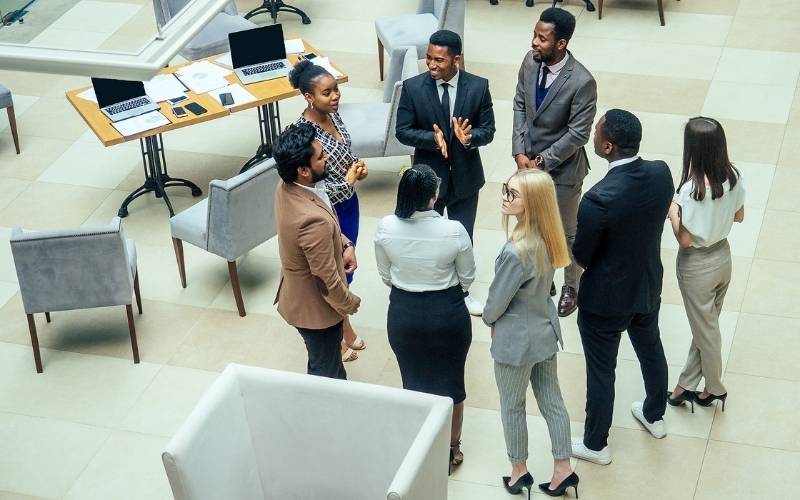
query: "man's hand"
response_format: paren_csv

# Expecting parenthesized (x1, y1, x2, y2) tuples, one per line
(453, 117, 473, 146)
(343, 244, 357, 274)
(515, 153, 533, 170)
(433, 124, 448, 158)
(349, 295, 361, 315)
(345, 161, 366, 186)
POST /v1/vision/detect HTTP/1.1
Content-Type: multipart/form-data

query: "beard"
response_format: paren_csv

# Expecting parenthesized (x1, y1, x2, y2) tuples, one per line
(531, 46, 556, 64)
(310, 168, 329, 183)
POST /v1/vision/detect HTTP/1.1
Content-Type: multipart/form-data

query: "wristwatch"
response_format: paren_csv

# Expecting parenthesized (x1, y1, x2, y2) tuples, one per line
(342, 241, 355, 252)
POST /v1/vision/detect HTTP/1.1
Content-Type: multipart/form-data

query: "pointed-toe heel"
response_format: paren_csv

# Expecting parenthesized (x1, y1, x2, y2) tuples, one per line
(503, 472, 533, 499)
(695, 392, 727, 412)
(667, 390, 696, 413)
(539, 472, 579, 498)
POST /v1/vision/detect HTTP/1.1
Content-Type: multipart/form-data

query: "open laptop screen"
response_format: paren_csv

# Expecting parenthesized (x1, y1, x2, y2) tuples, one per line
(229, 24, 287, 69)
(92, 78, 147, 108)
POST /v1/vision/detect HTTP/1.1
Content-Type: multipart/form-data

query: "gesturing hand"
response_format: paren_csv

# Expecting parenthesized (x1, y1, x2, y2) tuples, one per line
(453, 117, 473, 146)
(356, 160, 369, 180)
(345, 160, 366, 186)
(433, 124, 448, 159)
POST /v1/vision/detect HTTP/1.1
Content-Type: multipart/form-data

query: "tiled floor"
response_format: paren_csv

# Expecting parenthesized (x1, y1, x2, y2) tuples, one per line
(0, 0, 798, 498)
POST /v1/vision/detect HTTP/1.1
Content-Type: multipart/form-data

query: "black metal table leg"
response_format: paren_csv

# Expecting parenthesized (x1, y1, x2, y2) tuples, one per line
(240, 101, 282, 174)
(118, 134, 203, 218)
(244, 0, 311, 24)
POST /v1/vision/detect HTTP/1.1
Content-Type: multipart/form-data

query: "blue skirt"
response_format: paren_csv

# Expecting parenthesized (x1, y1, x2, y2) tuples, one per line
(333, 192, 359, 285)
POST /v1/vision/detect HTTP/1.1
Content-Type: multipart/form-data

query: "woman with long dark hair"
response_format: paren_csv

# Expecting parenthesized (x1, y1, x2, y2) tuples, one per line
(374, 164, 475, 472)
(666, 117, 745, 412)
(289, 60, 368, 363)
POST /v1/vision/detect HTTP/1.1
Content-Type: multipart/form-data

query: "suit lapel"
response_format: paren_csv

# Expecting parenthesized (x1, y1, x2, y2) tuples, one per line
(533, 56, 574, 119)
(452, 74, 468, 122)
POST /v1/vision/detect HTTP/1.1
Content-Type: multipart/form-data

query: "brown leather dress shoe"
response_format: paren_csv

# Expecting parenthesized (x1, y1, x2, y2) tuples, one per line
(558, 285, 577, 317)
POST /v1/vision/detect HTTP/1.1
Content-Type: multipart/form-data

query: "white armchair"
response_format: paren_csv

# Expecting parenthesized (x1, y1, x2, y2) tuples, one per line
(337, 46, 417, 161)
(162, 364, 453, 500)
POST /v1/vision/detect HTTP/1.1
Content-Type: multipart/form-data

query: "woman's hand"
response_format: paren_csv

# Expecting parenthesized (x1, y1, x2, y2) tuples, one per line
(345, 160, 365, 186)
(356, 160, 368, 180)
(667, 200, 680, 221)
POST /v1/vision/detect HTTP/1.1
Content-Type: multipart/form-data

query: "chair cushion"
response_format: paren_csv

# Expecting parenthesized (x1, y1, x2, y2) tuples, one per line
(171, 198, 209, 249)
(337, 102, 391, 158)
(181, 13, 256, 61)
(0, 84, 12, 109)
(375, 13, 439, 57)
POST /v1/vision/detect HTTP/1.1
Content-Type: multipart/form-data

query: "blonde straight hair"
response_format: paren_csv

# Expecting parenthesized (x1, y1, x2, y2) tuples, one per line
(502, 169, 570, 270)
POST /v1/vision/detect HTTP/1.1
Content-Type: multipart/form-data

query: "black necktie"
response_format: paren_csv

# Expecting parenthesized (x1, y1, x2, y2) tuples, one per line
(539, 66, 550, 93)
(441, 82, 451, 140)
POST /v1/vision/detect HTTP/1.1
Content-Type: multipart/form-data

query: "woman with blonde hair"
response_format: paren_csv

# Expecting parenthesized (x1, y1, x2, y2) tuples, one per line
(483, 169, 578, 499)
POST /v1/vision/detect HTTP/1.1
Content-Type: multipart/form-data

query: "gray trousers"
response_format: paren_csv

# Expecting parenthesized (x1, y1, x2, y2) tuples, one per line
(556, 183, 582, 291)
(676, 239, 731, 396)
(494, 354, 571, 462)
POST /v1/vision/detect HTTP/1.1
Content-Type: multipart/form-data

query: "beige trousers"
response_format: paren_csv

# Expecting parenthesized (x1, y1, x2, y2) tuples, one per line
(676, 239, 731, 396)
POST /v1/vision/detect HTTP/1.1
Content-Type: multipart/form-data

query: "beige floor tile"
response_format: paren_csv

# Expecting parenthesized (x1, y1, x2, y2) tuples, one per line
(158, 114, 261, 158)
(577, 9, 732, 46)
(736, 0, 800, 21)
(492, 98, 515, 142)
(609, 0, 739, 15)
(114, 6, 157, 37)
(51, 1, 144, 33)
(62, 430, 172, 500)
(702, 81, 795, 124)
(0, 95, 38, 133)
(42, 75, 93, 100)
(447, 480, 521, 500)
(0, 491, 49, 500)
(14, 97, 90, 142)
(778, 124, 800, 167)
(0, 281, 18, 311)
(465, 28, 541, 67)
(635, 111, 692, 156)
(572, 426, 706, 500)
(695, 440, 800, 500)
(754, 209, 800, 262)
(0, 178, 29, 215)
(713, 48, 800, 86)
(36, 140, 141, 189)
(0, 182, 111, 231)
(473, 228, 512, 284)
(118, 365, 219, 437)
(29, 28, 111, 50)
(0, 226, 17, 283)
(346, 269, 392, 330)
(789, 87, 800, 125)
(717, 118, 786, 164)
(0, 136, 73, 181)
(594, 72, 709, 116)
(96, 33, 152, 53)
(374, 352, 402, 390)
(0, 411, 112, 499)
(767, 165, 800, 212)
(474, 181, 505, 232)
(742, 258, 800, 318)
(709, 372, 800, 451)
(207, 255, 282, 316)
(661, 249, 751, 312)
(726, 16, 800, 53)
(727, 312, 800, 381)
(354, 169, 401, 218)
(0, 71, 63, 97)
(0, 341, 160, 427)
(467, 61, 520, 102)
(733, 161, 775, 209)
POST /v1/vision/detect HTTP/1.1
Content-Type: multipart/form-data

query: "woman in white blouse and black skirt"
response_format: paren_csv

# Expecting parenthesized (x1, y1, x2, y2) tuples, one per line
(666, 117, 745, 412)
(374, 164, 476, 473)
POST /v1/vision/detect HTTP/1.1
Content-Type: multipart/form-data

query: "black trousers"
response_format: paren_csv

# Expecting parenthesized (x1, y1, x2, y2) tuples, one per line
(433, 177, 479, 242)
(296, 320, 346, 380)
(577, 305, 668, 451)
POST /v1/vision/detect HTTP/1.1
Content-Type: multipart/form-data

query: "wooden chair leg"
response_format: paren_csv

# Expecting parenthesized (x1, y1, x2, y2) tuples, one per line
(378, 37, 385, 81)
(126, 304, 140, 364)
(26, 314, 43, 373)
(45, 312, 51, 323)
(172, 237, 187, 288)
(7, 106, 20, 155)
(657, 0, 665, 25)
(133, 270, 143, 314)
(228, 260, 246, 317)
(598, 0, 603, 19)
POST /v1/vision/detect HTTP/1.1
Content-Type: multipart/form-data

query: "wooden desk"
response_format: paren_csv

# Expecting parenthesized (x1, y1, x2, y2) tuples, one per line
(65, 37, 347, 218)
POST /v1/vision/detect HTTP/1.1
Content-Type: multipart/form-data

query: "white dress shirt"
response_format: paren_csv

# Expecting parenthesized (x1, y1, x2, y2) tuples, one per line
(608, 155, 639, 171)
(538, 53, 569, 89)
(435, 70, 460, 121)
(294, 180, 332, 210)
(374, 210, 476, 292)
(676, 170, 746, 248)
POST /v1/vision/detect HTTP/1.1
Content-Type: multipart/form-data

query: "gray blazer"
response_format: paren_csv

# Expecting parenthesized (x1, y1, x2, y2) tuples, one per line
(483, 240, 563, 366)
(511, 51, 597, 187)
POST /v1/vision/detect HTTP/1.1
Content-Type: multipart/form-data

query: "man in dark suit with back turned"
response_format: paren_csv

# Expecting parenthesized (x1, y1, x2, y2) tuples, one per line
(396, 29, 496, 316)
(512, 7, 597, 318)
(570, 109, 674, 466)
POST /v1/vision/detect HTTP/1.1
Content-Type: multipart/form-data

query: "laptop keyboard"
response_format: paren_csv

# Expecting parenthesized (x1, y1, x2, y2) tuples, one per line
(242, 61, 286, 76)
(106, 97, 151, 115)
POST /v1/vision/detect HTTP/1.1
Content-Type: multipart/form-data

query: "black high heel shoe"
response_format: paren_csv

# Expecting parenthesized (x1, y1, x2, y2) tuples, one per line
(503, 473, 534, 499)
(539, 472, 580, 498)
(667, 389, 696, 413)
(694, 391, 727, 412)
(448, 442, 463, 476)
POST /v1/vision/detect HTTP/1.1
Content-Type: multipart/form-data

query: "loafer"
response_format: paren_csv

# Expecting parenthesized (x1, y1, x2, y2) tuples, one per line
(464, 295, 484, 316)
(557, 285, 577, 317)
(631, 402, 666, 439)
(525, 0, 533, 6)
(571, 436, 612, 465)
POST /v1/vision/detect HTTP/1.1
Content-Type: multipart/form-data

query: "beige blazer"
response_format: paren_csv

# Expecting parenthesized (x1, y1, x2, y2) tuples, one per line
(273, 180, 359, 329)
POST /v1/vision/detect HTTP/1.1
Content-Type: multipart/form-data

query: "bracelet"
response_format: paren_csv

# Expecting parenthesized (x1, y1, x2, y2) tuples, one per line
(342, 242, 355, 252)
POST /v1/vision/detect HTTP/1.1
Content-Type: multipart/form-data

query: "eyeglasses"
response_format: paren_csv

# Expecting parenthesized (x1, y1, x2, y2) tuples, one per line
(502, 183, 519, 203)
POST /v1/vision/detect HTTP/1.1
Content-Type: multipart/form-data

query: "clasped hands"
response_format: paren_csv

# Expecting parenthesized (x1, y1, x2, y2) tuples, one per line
(433, 117, 473, 159)
(344, 159, 369, 186)
(515, 153, 545, 170)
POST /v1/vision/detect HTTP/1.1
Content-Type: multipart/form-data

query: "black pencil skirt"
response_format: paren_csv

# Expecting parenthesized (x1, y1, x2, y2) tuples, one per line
(387, 285, 472, 404)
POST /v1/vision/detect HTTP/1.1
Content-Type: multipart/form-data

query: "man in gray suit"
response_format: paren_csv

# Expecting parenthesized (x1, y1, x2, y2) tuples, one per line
(512, 7, 597, 317)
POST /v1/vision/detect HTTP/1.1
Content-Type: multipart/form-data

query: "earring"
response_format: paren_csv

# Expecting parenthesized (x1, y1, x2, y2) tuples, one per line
(310, 101, 314, 110)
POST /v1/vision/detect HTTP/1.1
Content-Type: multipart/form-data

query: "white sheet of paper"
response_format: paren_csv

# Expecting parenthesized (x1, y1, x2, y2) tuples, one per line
(111, 111, 170, 137)
(177, 72, 228, 95)
(210, 83, 256, 108)
(312, 57, 342, 78)
(77, 88, 98, 103)
(143, 73, 187, 102)
(284, 38, 306, 54)
(214, 52, 233, 68)
(176, 60, 232, 79)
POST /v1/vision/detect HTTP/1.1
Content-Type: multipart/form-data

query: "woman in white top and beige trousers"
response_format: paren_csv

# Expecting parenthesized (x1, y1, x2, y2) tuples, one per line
(667, 117, 745, 412)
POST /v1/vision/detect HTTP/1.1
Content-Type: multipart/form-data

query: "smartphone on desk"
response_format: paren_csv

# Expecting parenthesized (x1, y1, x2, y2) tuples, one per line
(219, 92, 234, 106)
(184, 102, 207, 115)
(172, 106, 187, 118)
(169, 95, 188, 104)
(302, 52, 317, 60)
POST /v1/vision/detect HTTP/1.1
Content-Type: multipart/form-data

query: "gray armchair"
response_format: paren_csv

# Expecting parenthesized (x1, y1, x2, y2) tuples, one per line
(374, 0, 466, 81)
(9, 218, 142, 373)
(337, 46, 417, 161)
(153, 0, 256, 61)
(170, 159, 279, 317)
(1, 83, 20, 154)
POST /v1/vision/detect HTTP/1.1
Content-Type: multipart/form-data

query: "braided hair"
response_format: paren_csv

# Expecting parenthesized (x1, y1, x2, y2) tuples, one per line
(395, 165, 439, 219)
(287, 59, 331, 95)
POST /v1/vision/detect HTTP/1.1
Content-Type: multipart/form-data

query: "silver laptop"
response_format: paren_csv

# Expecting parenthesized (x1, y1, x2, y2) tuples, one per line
(92, 78, 159, 122)
(230, 24, 292, 85)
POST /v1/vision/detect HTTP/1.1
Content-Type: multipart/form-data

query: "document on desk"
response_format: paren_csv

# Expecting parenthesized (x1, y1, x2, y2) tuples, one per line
(214, 52, 233, 68)
(77, 87, 98, 103)
(210, 83, 256, 108)
(311, 57, 343, 78)
(144, 73, 187, 102)
(111, 111, 170, 137)
(284, 38, 306, 54)
(177, 60, 232, 94)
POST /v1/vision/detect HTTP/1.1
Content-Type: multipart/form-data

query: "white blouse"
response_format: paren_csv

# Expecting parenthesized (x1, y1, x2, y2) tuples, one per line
(676, 170, 746, 248)
(374, 211, 476, 292)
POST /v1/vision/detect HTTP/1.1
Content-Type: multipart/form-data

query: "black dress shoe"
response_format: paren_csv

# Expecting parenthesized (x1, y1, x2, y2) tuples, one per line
(503, 473, 533, 498)
(539, 472, 579, 498)
(489, 0, 498, 4)
(526, 0, 534, 7)
(584, 0, 596, 11)
(557, 285, 577, 317)
(550, 281, 557, 297)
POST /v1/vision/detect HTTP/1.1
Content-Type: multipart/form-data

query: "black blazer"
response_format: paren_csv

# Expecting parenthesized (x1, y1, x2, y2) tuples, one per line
(573, 158, 674, 316)
(395, 71, 496, 200)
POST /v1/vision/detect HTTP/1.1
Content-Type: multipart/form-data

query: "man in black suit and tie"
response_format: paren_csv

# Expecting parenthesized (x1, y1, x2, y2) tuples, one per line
(570, 109, 674, 466)
(396, 29, 496, 316)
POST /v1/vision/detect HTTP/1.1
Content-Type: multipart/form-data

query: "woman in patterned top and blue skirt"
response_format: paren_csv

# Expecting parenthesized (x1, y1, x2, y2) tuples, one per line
(289, 60, 368, 363)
